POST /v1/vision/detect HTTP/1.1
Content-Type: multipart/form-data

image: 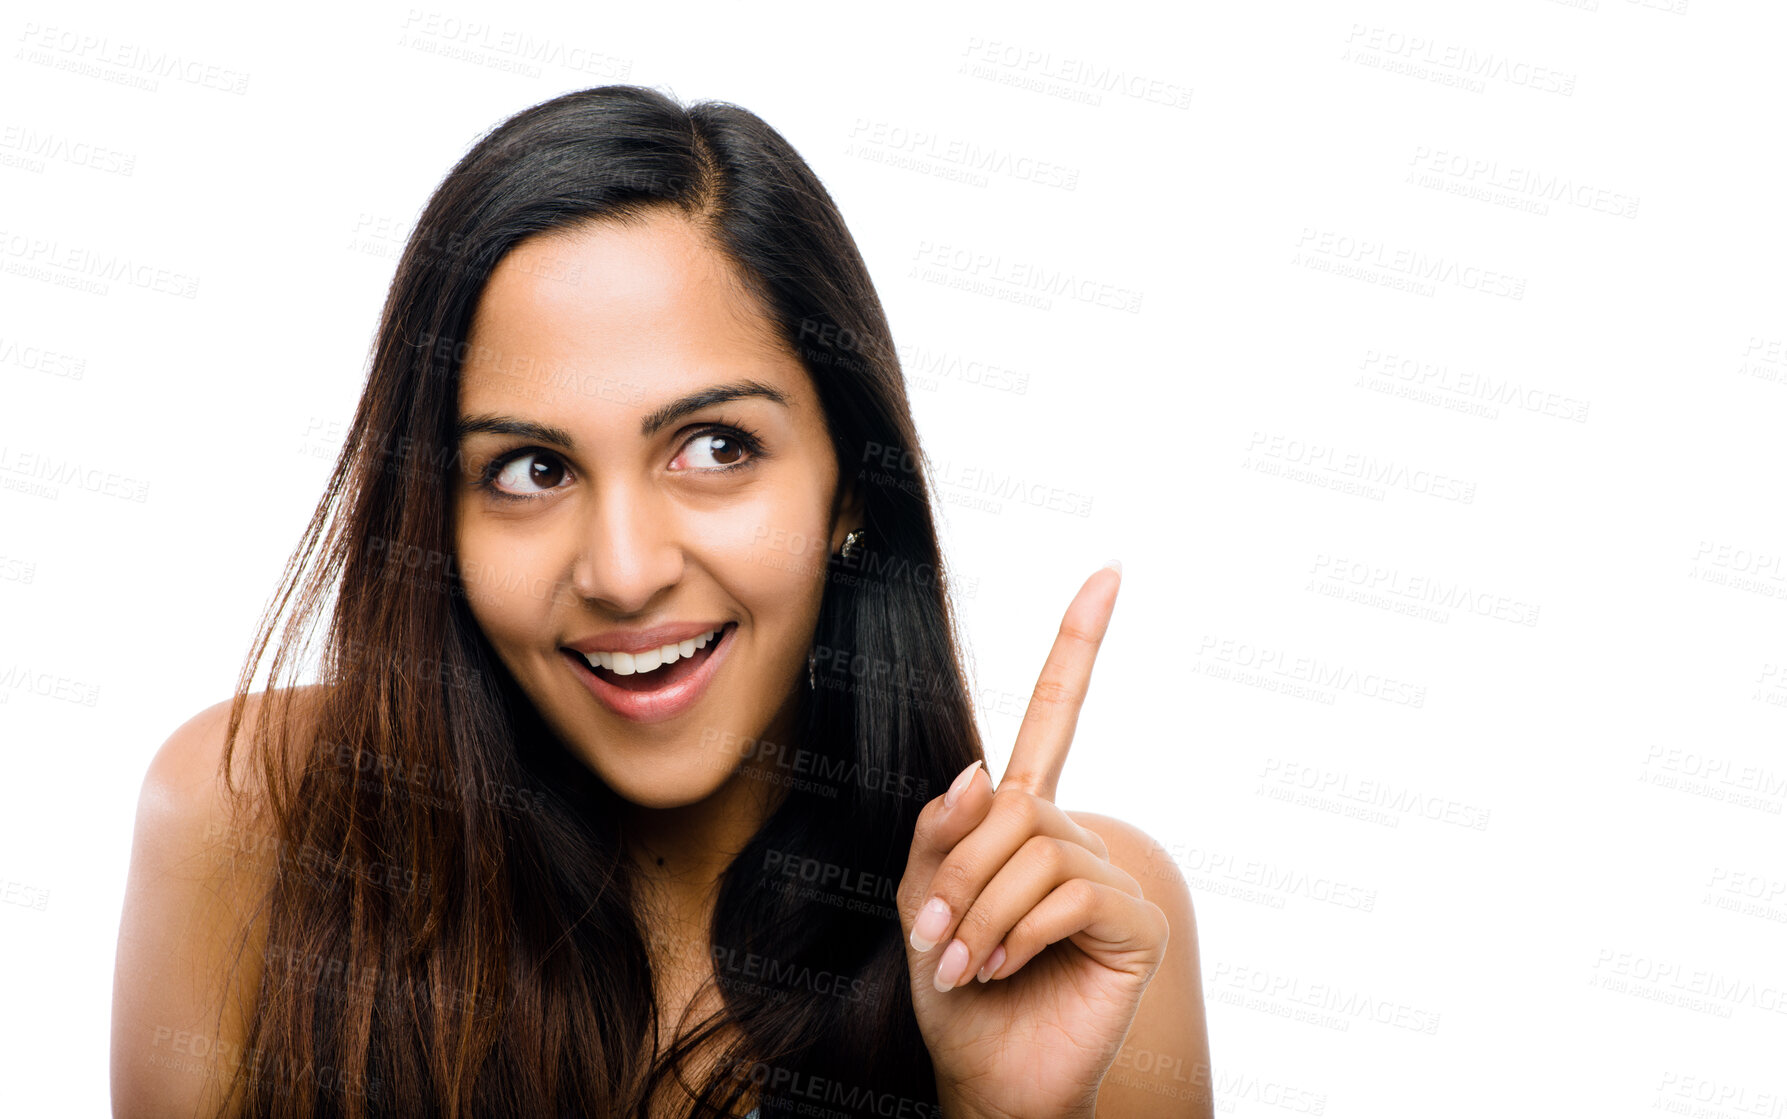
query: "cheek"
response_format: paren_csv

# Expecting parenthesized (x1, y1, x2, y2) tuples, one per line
(453, 512, 558, 643)
(718, 487, 835, 593)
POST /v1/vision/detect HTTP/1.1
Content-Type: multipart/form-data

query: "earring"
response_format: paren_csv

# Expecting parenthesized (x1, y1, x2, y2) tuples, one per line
(807, 647, 817, 690)
(840, 528, 865, 561)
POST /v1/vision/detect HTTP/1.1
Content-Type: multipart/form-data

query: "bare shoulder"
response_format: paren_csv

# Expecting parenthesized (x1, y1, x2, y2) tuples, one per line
(1066, 811, 1214, 1119)
(1065, 811, 1189, 898)
(111, 685, 329, 1119)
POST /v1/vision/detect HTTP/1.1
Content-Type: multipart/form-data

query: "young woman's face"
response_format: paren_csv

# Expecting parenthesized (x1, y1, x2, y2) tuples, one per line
(451, 208, 855, 809)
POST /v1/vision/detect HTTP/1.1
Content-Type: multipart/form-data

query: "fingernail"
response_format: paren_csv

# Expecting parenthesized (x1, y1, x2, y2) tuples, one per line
(944, 760, 982, 809)
(934, 939, 970, 992)
(976, 944, 1006, 983)
(910, 897, 950, 952)
(1101, 558, 1122, 576)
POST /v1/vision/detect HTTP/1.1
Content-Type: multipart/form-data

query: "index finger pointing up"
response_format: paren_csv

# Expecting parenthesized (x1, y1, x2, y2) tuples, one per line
(999, 562, 1123, 803)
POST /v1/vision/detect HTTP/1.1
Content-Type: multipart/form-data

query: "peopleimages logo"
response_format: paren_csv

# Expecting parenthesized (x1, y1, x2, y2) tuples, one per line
(1341, 25, 1577, 96)
(1294, 228, 1526, 300)
(1193, 634, 1428, 709)
(1258, 757, 1493, 831)
(1406, 145, 1639, 218)
(14, 22, 251, 94)
(0, 444, 150, 503)
(1309, 552, 1541, 628)
(0, 228, 200, 299)
(910, 241, 1144, 313)
(846, 119, 1081, 190)
(1244, 431, 1477, 505)
(958, 37, 1193, 109)
(1161, 842, 1381, 912)
(1209, 961, 1443, 1034)
(1358, 349, 1592, 423)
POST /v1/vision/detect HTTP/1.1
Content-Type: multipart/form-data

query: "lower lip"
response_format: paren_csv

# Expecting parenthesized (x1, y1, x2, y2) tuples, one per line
(562, 623, 736, 724)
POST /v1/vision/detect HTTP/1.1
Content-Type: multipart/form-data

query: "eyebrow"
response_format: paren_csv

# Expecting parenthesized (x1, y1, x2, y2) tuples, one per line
(454, 379, 791, 448)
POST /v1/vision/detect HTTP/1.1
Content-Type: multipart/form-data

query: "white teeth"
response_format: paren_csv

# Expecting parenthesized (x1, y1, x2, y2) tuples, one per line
(582, 627, 722, 677)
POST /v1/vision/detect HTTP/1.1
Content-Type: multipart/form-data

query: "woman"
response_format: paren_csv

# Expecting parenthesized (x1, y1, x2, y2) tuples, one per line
(111, 85, 1211, 1118)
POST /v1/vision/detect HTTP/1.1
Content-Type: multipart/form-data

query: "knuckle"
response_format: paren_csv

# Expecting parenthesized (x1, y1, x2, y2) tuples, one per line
(955, 902, 999, 939)
(1005, 908, 1037, 946)
(1062, 877, 1100, 912)
(930, 858, 976, 902)
(1057, 619, 1100, 647)
(1111, 865, 1144, 897)
(1020, 834, 1067, 877)
(910, 798, 951, 849)
(1138, 899, 1171, 951)
(1029, 679, 1081, 708)
(991, 789, 1040, 832)
(1085, 830, 1111, 861)
(996, 770, 1039, 797)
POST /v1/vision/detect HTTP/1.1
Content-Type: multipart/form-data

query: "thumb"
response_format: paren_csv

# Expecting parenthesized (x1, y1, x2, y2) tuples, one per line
(899, 759, 990, 953)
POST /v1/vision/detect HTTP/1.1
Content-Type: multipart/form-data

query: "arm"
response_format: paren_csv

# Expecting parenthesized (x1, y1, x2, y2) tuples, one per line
(1068, 811, 1214, 1119)
(110, 693, 293, 1119)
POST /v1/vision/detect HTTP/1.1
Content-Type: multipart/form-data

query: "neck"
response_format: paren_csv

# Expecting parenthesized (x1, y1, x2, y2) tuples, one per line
(620, 693, 800, 919)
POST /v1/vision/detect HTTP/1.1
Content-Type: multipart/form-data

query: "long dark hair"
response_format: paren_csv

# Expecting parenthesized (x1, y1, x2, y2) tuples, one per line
(212, 85, 984, 1118)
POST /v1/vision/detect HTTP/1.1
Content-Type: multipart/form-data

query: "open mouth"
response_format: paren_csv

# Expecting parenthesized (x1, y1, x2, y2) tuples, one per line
(567, 622, 736, 694)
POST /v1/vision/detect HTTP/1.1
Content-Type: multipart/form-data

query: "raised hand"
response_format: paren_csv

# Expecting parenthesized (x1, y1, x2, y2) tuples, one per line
(898, 564, 1170, 1119)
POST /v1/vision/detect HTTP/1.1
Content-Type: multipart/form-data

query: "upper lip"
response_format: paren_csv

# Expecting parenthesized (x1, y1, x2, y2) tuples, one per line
(562, 621, 731, 657)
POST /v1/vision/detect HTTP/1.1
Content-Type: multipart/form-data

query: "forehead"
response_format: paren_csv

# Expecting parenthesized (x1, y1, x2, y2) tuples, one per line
(458, 208, 807, 419)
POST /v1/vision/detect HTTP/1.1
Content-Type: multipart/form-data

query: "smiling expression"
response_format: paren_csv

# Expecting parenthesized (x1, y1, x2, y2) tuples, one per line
(451, 207, 858, 810)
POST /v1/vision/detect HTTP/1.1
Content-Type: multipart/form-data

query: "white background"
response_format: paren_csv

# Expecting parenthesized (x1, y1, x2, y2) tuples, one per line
(3, 1, 1784, 1115)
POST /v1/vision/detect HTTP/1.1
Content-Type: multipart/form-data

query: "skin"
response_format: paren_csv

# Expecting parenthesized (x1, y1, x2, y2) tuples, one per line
(458, 211, 1211, 1116)
(112, 206, 1211, 1118)
(452, 208, 861, 1110)
(452, 208, 861, 907)
(904, 570, 1214, 1118)
(111, 686, 327, 1119)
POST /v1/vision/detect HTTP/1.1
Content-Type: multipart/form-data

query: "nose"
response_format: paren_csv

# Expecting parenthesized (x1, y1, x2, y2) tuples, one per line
(569, 481, 685, 614)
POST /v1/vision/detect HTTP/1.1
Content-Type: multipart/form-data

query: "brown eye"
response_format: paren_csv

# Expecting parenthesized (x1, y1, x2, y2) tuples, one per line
(703, 435, 743, 466)
(490, 451, 568, 497)
(674, 428, 759, 472)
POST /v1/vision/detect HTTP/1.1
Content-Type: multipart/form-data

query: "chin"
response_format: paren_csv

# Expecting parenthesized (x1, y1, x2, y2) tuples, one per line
(568, 738, 741, 810)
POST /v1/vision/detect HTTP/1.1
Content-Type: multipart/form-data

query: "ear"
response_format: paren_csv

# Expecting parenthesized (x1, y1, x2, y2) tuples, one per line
(830, 475, 865, 553)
